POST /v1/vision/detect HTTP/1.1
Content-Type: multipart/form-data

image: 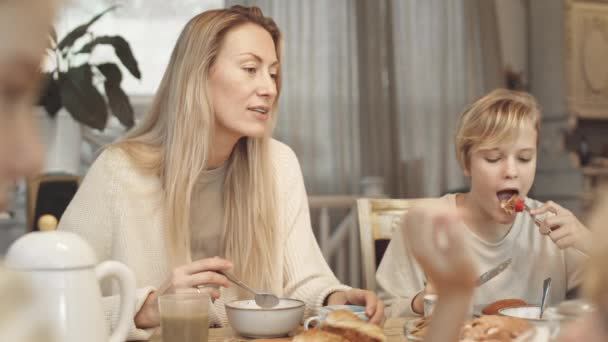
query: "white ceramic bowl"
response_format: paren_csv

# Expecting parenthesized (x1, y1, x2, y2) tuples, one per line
(499, 306, 544, 321)
(498, 305, 563, 331)
(225, 298, 305, 338)
(499, 305, 570, 340)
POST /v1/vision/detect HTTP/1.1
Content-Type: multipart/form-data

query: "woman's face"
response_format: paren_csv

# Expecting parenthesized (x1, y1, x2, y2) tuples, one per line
(0, 1, 53, 210)
(465, 118, 537, 224)
(208, 23, 279, 143)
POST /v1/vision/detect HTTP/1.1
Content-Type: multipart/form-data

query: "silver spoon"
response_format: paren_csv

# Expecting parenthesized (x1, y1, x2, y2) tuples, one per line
(219, 270, 279, 308)
(539, 277, 552, 319)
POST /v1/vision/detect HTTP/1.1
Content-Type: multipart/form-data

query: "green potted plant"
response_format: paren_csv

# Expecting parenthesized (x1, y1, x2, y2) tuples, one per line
(37, 6, 140, 174)
(39, 5, 140, 131)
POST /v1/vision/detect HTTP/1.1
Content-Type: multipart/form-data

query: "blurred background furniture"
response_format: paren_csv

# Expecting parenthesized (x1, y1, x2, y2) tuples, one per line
(562, 0, 608, 217)
(27, 173, 80, 232)
(309, 195, 360, 287)
(356, 198, 427, 292)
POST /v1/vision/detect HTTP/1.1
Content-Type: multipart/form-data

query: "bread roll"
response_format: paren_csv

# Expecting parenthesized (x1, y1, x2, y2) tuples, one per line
(293, 329, 349, 342)
(320, 310, 386, 342)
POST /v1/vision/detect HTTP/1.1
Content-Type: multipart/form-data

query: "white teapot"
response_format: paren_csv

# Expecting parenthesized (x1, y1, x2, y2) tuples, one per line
(5, 231, 135, 342)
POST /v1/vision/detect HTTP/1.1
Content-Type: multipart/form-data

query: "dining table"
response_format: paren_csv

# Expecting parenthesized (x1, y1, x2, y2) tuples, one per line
(148, 316, 414, 342)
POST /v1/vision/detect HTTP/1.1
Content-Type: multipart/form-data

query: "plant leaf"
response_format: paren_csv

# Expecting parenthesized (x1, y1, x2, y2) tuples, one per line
(59, 65, 108, 130)
(57, 5, 118, 51)
(50, 27, 57, 44)
(97, 63, 134, 128)
(79, 36, 141, 79)
(96, 63, 122, 84)
(104, 82, 134, 128)
(38, 73, 62, 117)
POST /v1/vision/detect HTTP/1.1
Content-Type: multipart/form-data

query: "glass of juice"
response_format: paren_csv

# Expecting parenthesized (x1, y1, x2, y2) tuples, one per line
(159, 292, 209, 342)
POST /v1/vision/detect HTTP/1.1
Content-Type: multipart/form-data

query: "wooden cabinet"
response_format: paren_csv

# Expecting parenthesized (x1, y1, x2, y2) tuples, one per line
(581, 166, 608, 212)
(564, 0, 608, 214)
(565, 0, 608, 120)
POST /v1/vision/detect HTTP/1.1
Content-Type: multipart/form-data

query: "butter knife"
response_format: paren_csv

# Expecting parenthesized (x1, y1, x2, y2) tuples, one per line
(476, 258, 512, 287)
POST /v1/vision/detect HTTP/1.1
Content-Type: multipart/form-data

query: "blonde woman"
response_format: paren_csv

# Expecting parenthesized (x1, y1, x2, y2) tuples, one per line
(0, 0, 61, 341)
(58, 5, 383, 340)
(377, 89, 590, 317)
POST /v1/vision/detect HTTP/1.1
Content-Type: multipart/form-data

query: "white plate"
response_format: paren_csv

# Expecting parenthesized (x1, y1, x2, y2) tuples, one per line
(403, 318, 425, 341)
(405, 316, 545, 342)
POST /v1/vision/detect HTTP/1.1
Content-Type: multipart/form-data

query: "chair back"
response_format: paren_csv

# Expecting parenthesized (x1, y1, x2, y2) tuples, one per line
(356, 197, 427, 291)
(27, 173, 80, 231)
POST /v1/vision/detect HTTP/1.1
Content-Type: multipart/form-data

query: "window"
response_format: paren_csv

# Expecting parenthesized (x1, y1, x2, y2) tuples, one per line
(53, 0, 225, 96)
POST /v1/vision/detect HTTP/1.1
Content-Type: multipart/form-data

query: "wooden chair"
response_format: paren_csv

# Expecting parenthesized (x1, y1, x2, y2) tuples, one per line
(356, 198, 427, 291)
(27, 173, 80, 231)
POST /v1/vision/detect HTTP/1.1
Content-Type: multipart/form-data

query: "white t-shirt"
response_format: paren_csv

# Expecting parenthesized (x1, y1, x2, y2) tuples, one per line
(376, 194, 587, 317)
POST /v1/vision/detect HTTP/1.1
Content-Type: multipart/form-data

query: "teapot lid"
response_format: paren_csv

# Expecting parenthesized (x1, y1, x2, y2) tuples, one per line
(5, 231, 97, 270)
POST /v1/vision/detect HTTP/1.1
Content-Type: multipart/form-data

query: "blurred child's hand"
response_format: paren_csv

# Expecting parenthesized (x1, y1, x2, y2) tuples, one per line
(402, 204, 477, 296)
(529, 201, 592, 254)
(558, 312, 608, 342)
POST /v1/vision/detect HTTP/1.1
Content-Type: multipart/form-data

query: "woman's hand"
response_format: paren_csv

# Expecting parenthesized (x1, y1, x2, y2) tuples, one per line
(326, 289, 385, 325)
(530, 201, 592, 254)
(159, 257, 234, 297)
(134, 257, 233, 328)
(402, 204, 477, 297)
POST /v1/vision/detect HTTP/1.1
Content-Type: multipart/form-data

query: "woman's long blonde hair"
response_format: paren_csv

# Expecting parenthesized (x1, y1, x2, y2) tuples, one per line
(110, 5, 282, 293)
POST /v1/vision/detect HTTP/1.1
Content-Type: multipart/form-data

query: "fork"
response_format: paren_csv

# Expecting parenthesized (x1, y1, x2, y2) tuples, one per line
(516, 199, 546, 228)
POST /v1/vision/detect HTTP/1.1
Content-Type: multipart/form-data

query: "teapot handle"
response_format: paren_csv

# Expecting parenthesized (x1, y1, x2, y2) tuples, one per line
(95, 261, 136, 342)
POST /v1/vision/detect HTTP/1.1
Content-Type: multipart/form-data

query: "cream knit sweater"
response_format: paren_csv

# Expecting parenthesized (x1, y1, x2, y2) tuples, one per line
(58, 139, 350, 340)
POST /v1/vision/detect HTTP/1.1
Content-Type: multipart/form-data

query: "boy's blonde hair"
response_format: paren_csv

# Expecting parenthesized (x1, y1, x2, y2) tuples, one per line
(454, 89, 542, 171)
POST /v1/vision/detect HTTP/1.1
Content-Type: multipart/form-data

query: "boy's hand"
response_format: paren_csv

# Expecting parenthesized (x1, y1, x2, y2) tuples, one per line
(530, 201, 591, 254)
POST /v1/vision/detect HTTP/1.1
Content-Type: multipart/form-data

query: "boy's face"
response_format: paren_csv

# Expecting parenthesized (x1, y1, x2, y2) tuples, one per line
(465, 118, 537, 224)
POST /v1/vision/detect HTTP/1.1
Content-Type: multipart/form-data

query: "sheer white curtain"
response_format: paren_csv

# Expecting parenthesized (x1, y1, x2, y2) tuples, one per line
(229, 0, 492, 197)
(227, 0, 361, 195)
(390, 0, 487, 196)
